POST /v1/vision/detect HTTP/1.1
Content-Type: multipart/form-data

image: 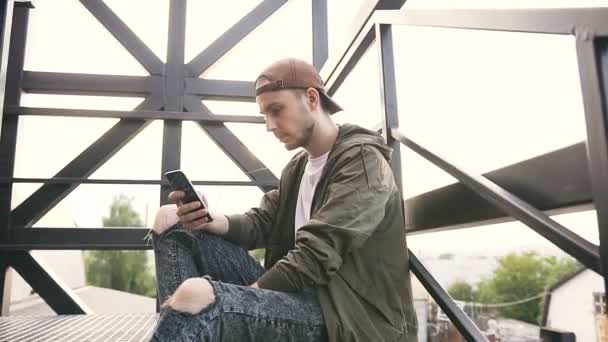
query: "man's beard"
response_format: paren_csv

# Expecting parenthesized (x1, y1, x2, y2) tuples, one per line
(292, 121, 315, 150)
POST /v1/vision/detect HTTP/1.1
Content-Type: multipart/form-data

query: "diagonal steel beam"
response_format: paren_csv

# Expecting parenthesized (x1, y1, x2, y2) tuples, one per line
(326, 20, 375, 96)
(183, 96, 277, 193)
(10, 96, 163, 227)
(22, 71, 161, 97)
(186, 0, 287, 77)
(185, 78, 254, 101)
(80, 0, 164, 75)
(405, 142, 592, 233)
(394, 129, 601, 273)
(409, 251, 487, 341)
(320, 0, 406, 85)
(8, 251, 92, 314)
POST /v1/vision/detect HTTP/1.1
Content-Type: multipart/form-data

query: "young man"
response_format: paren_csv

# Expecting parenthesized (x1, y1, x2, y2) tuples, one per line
(150, 58, 418, 341)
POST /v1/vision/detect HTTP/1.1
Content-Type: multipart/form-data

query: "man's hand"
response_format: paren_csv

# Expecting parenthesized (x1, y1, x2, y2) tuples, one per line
(168, 190, 229, 235)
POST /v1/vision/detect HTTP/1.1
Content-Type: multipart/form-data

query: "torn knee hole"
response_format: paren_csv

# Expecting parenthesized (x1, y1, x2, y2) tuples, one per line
(167, 277, 215, 315)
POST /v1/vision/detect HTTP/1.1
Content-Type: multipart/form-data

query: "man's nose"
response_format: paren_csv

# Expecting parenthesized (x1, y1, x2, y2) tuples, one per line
(265, 117, 276, 132)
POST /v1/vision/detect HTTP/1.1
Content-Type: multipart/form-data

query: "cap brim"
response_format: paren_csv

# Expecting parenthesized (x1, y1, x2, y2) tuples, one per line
(318, 90, 343, 115)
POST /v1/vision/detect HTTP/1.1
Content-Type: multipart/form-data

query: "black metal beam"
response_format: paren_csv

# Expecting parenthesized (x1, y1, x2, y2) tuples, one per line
(0, 257, 10, 316)
(185, 78, 255, 102)
(373, 8, 608, 36)
(8, 251, 92, 314)
(21, 71, 160, 97)
(0, 0, 27, 318)
(0, 0, 26, 242)
(394, 130, 600, 273)
(2, 228, 152, 250)
(326, 6, 606, 100)
(160, 0, 187, 205)
(2, 177, 278, 187)
(326, 21, 375, 96)
(404, 142, 593, 234)
(540, 328, 576, 342)
(184, 96, 278, 193)
(0, 0, 16, 135)
(5, 106, 265, 123)
(312, 0, 328, 70)
(320, 0, 406, 90)
(576, 34, 608, 308)
(409, 250, 487, 342)
(376, 23, 402, 190)
(79, 0, 163, 75)
(186, 0, 287, 77)
(10, 96, 163, 227)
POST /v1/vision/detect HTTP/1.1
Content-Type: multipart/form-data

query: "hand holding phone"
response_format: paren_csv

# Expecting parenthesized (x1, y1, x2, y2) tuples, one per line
(164, 169, 213, 222)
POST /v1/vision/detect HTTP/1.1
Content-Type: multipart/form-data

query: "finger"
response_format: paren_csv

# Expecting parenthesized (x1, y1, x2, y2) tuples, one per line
(181, 208, 207, 225)
(187, 219, 210, 231)
(176, 201, 201, 217)
(183, 212, 211, 230)
(168, 191, 185, 204)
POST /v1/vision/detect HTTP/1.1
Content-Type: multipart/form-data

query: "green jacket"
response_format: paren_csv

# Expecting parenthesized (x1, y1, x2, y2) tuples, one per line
(224, 124, 418, 342)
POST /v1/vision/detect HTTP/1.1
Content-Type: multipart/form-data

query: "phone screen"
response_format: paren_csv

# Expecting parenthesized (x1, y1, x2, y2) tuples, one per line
(165, 169, 212, 221)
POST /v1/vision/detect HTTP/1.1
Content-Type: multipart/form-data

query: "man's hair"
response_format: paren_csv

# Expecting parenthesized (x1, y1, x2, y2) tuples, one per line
(291, 88, 330, 114)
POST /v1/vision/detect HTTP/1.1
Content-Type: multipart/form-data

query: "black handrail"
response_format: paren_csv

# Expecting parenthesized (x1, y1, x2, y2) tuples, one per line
(409, 250, 487, 342)
(392, 129, 601, 273)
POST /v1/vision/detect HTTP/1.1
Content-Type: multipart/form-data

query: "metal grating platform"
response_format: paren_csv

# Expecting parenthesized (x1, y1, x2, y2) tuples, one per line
(0, 313, 158, 341)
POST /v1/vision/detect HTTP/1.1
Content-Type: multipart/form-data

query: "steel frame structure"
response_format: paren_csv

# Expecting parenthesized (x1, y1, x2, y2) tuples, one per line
(367, 8, 608, 341)
(0, 1, 605, 341)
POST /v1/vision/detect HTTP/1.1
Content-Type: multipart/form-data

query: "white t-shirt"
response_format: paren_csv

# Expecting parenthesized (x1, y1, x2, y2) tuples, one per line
(294, 151, 330, 232)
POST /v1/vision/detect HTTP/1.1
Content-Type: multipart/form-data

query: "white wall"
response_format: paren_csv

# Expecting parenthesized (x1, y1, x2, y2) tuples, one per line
(414, 299, 428, 342)
(547, 270, 604, 342)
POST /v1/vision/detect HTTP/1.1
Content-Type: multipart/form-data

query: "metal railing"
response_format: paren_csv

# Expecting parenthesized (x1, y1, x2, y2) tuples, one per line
(342, 7, 608, 341)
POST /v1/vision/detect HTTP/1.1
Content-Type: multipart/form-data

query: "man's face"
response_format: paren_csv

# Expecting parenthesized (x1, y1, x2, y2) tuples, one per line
(256, 87, 316, 151)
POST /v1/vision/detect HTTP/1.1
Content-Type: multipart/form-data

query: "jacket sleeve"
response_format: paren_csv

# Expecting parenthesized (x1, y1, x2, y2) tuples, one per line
(223, 187, 280, 250)
(256, 145, 396, 291)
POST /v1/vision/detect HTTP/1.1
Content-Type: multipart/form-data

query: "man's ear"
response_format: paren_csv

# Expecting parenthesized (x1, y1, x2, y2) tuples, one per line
(305, 87, 321, 112)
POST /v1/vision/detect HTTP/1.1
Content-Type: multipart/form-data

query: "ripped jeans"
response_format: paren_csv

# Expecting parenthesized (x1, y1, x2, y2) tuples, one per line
(150, 224, 328, 342)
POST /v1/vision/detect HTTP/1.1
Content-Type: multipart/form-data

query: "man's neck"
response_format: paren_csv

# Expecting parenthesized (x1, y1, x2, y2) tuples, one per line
(305, 116, 338, 158)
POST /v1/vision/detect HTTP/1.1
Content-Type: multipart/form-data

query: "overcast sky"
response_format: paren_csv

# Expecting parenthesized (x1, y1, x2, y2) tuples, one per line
(11, 0, 608, 256)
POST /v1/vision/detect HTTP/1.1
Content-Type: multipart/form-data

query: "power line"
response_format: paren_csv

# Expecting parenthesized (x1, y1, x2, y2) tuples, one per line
(462, 292, 547, 308)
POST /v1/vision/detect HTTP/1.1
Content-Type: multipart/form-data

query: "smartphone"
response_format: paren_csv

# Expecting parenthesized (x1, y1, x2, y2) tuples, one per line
(164, 169, 213, 222)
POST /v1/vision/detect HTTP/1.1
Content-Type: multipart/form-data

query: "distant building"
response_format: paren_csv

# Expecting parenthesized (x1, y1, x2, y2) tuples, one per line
(543, 268, 604, 342)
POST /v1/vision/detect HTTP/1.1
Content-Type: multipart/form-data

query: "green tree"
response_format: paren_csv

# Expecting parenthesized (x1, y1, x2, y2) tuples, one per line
(83, 194, 155, 297)
(448, 280, 476, 302)
(476, 251, 579, 324)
